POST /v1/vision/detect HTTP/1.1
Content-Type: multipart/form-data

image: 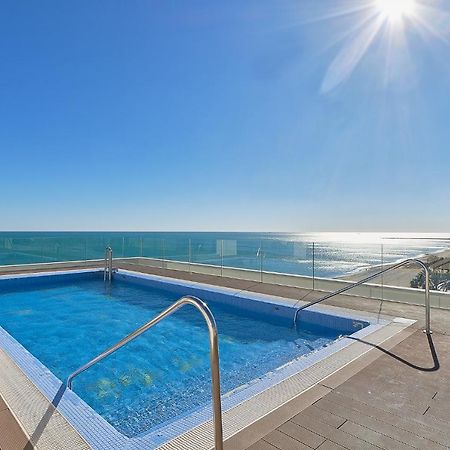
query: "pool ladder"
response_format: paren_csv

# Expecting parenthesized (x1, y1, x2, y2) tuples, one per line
(104, 246, 113, 283)
(66, 295, 224, 450)
(293, 258, 432, 335)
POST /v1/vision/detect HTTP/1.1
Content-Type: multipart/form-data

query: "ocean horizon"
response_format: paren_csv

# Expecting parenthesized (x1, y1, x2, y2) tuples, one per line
(1, 231, 449, 279)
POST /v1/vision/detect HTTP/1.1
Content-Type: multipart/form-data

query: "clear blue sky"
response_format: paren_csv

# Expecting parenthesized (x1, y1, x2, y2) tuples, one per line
(1, 0, 449, 232)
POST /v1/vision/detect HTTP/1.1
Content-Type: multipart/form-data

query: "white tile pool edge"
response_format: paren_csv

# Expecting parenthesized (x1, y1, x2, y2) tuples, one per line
(0, 348, 91, 450)
(0, 268, 413, 450)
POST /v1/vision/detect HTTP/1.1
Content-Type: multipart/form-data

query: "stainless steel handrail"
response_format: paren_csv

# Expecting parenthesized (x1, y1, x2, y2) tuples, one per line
(66, 295, 224, 450)
(293, 258, 431, 334)
(103, 246, 113, 283)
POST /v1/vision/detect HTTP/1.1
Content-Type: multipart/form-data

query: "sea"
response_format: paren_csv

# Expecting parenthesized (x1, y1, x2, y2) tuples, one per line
(0, 232, 448, 279)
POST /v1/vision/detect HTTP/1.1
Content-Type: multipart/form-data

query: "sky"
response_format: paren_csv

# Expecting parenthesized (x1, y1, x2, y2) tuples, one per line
(1, 0, 449, 232)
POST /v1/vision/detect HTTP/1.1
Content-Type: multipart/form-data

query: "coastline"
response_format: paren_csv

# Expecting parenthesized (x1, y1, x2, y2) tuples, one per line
(338, 246, 450, 288)
(1, 233, 449, 286)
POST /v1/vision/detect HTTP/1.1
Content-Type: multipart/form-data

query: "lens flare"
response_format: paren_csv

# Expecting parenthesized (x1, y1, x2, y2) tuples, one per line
(317, 0, 450, 93)
(376, 0, 417, 22)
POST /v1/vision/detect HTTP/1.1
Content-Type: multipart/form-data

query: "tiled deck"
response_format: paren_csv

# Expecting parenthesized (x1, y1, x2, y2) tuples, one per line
(246, 330, 450, 450)
(0, 397, 29, 450)
(1, 264, 450, 449)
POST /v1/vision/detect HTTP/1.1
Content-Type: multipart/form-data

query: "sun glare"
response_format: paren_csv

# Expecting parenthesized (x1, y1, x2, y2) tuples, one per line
(316, 0, 447, 93)
(376, 0, 417, 22)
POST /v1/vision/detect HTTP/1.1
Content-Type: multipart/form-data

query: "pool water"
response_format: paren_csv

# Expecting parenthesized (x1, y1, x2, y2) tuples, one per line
(0, 274, 343, 437)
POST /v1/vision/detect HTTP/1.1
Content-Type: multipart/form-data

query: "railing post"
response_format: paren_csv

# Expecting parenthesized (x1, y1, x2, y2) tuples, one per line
(162, 239, 166, 270)
(220, 239, 224, 277)
(189, 238, 192, 274)
(104, 247, 113, 283)
(424, 266, 431, 335)
(381, 243, 384, 303)
(259, 240, 263, 283)
(312, 242, 315, 291)
(109, 248, 113, 283)
(104, 248, 108, 282)
(208, 319, 224, 450)
(84, 238, 87, 266)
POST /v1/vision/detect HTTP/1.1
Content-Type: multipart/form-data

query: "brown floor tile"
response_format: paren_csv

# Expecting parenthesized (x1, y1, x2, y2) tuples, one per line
(277, 421, 325, 448)
(0, 409, 30, 450)
(292, 406, 344, 431)
(316, 440, 349, 450)
(340, 420, 421, 450)
(290, 413, 380, 450)
(423, 406, 450, 425)
(250, 331, 450, 450)
(264, 429, 314, 450)
(246, 440, 278, 450)
(318, 400, 443, 449)
(226, 384, 331, 450)
(320, 391, 450, 446)
(0, 396, 8, 412)
(302, 405, 346, 429)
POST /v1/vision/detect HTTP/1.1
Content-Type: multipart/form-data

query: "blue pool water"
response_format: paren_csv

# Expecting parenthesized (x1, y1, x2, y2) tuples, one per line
(0, 272, 353, 437)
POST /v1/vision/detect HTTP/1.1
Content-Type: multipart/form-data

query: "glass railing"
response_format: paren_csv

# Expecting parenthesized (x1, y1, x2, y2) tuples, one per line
(1, 233, 449, 296)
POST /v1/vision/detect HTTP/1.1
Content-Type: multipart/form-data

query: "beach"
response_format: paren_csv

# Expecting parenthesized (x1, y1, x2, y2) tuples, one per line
(339, 246, 450, 288)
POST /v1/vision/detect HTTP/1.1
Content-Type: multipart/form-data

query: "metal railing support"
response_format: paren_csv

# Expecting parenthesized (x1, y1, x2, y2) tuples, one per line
(256, 246, 263, 283)
(188, 238, 192, 273)
(103, 247, 113, 283)
(221, 239, 224, 277)
(66, 295, 224, 450)
(259, 241, 263, 283)
(294, 258, 432, 335)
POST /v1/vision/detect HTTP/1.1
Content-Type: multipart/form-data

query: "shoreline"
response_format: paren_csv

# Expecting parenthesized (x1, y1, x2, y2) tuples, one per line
(338, 246, 450, 288)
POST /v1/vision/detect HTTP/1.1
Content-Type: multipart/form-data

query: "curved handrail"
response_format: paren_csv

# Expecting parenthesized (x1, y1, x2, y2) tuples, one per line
(293, 258, 431, 334)
(66, 295, 224, 450)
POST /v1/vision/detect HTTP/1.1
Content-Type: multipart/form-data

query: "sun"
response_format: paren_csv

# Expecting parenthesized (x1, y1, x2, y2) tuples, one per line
(376, 0, 417, 22)
(318, 0, 448, 93)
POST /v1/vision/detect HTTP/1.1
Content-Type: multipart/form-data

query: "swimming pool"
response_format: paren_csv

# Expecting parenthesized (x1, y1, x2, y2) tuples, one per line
(0, 269, 385, 449)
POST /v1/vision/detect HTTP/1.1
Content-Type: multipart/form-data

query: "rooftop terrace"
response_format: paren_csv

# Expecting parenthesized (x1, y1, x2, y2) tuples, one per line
(1, 263, 449, 450)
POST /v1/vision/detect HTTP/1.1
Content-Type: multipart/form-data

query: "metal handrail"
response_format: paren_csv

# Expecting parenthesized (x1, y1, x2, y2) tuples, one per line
(103, 246, 113, 283)
(293, 258, 431, 335)
(66, 295, 224, 450)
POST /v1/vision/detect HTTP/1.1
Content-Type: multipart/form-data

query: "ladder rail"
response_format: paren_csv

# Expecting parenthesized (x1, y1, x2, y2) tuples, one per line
(66, 295, 224, 450)
(294, 258, 431, 334)
(103, 246, 113, 283)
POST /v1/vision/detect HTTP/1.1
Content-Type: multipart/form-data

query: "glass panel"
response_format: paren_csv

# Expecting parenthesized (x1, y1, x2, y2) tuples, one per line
(164, 237, 190, 263)
(141, 237, 162, 260)
(85, 236, 108, 261)
(220, 238, 259, 272)
(45, 236, 86, 262)
(121, 236, 142, 258)
(0, 235, 91, 265)
(5, 237, 46, 264)
(260, 238, 312, 276)
(190, 237, 221, 266)
(313, 238, 382, 281)
(107, 236, 125, 258)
